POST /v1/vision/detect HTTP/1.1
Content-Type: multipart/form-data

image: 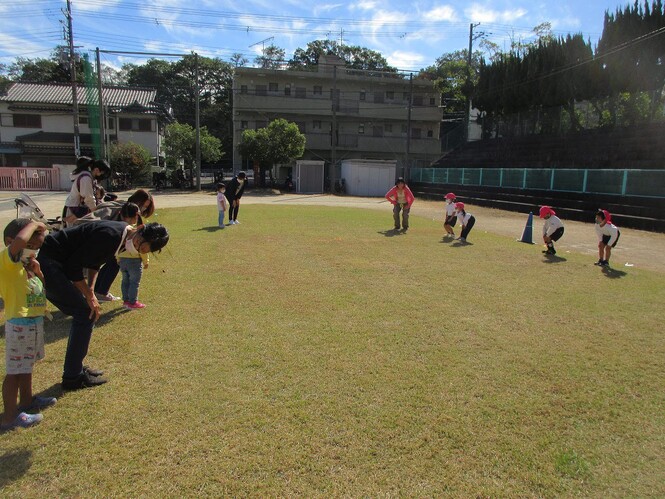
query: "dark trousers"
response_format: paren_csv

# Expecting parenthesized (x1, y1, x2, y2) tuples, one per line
(227, 199, 239, 221)
(461, 216, 475, 239)
(38, 256, 95, 379)
(94, 257, 119, 295)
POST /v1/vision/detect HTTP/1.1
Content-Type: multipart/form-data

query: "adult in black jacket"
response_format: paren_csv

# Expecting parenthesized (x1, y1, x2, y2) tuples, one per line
(37, 221, 169, 390)
(225, 171, 247, 225)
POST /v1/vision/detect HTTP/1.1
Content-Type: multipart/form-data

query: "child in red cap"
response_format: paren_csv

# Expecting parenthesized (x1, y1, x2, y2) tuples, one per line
(443, 192, 457, 238)
(454, 202, 475, 242)
(539, 206, 564, 255)
(594, 209, 620, 266)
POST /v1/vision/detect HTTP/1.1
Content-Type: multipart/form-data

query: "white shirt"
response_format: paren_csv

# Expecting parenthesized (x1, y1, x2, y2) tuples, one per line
(445, 202, 456, 217)
(543, 215, 564, 237)
(457, 212, 472, 226)
(64, 171, 96, 211)
(595, 222, 619, 246)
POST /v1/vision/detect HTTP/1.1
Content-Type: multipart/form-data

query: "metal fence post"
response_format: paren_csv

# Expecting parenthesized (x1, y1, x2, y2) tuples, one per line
(522, 168, 527, 189)
(550, 169, 555, 190)
(461, 167, 465, 185)
(622, 169, 628, 196)
(582, 169, 588, 193)
(499, 168, 503, 188)
(479, 168, 483, 186)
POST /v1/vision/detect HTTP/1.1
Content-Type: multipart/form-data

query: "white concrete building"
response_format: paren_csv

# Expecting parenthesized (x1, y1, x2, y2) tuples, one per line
(0, 82, 162, 167)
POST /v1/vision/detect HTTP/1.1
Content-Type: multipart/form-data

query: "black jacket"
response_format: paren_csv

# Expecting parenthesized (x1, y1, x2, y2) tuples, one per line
(225, 176, 246, 201)
(38, 220, 128, 282)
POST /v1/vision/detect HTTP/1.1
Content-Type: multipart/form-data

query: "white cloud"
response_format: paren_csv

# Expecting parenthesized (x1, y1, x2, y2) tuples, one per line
(314, 3, 345, 16)
(351, 1, 379, 11)
(465, 4, 528, 23)
(386, 50, 425, 69)
(75, 0, 122, 12)
(425, 5, 458, 22)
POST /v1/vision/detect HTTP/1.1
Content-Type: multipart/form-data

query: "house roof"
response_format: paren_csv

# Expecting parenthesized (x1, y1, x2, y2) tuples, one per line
(0, 82, 157, 108)
(15, 131, 116, 144)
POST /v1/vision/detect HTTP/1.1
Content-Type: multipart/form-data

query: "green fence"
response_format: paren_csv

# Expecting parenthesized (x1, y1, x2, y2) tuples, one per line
(410, 168, 665, 198)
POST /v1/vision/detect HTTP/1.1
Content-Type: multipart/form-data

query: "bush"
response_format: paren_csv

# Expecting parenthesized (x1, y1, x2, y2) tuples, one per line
(109, 141, 153, 184)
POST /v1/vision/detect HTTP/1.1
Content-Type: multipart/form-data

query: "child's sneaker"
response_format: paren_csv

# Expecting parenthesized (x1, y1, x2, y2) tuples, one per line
(600, 260, 610, 267)
(0, 412, 43, 432)
(124, 301, 146, 309)
(19, 395, 57, 412)
(594, 259, 604, 266)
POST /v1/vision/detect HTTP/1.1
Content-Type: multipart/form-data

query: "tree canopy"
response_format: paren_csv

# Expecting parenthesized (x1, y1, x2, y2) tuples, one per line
(163, 122, 223, 170)
(288, 40, 397, 73)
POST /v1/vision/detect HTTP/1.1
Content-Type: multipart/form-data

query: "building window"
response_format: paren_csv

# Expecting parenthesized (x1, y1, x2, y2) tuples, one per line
(313, 120, 321, 130)
(313, 85, 322, 96)
(119, 118, 152, 132)
(79, 116, 89, 125)
(269, 82, 278, 92)
(241, 121, 248, 129)
(255, 85, 267, 96)
(12, 114, 41, 128)
(411, 128, 422, 139)
(295, 87, 306, 99)
(108, 117, 115, 129)
(284, 86, 291, 96)
(401, 124, 408, 134)
(374, 92, 384, 104)
(359, 90, 366, 101)
(240, 85, 248, 94)
(412, 95, 423, 106)
(372, 126, 383, 137)
(430, 97, 436, 106)
(386, 91, 394, 99)
(427, 129, 434, 138)
(385, 124, 392, 133)
(255, 120, 267, 130)
(296, 122, 306, 133)
(358, 123, 365, 134)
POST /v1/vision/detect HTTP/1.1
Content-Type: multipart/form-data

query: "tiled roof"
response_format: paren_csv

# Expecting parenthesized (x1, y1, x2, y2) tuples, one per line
(15, 131, 116, 144)
(0, 82, 157, 107)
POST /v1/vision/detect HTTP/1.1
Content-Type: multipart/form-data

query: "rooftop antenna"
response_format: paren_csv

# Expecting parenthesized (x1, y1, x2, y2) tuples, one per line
(249, 36, 274, 54)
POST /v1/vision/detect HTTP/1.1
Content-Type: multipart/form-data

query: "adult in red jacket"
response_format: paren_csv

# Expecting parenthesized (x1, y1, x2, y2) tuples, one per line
(385, 177, 415, 231)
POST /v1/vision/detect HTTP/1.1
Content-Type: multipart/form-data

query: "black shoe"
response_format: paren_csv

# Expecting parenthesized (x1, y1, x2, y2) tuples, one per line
(393, 226, 400, 231)
(83, 365, 104, 377)
(600, 260, 609, 267)
(62, 372, 108, 391)
(594, 259, 604, 266)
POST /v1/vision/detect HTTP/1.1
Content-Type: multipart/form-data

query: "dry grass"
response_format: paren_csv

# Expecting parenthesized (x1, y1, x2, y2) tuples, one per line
(1, 204, 664, 496)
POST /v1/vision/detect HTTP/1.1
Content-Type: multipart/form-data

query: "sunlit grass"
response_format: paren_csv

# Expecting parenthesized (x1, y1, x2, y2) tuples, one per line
(1, 204, 664, 496)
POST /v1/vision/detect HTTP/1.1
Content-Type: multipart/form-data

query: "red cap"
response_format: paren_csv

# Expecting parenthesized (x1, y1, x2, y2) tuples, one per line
(454, 202, 465, 211)
(444, 192, 456, 200)
(539, 206, 556, 218)
(602, 209, 612, 224)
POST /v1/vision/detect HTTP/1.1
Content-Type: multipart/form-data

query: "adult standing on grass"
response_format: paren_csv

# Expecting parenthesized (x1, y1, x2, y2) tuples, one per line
(594, 209, 620, 267)
(225, 171, 247, 225)
(385, 177, 415, 232)
(62, 157, 111, 227)
(37, 220, 169, 390)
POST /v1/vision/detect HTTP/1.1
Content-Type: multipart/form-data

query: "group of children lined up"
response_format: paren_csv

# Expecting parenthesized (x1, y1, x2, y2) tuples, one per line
(385, 178, 621, 266)
(1, 158, 167, 432)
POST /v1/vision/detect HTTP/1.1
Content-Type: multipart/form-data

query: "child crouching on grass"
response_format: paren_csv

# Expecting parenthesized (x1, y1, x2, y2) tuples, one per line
(1, 219, 56, 432)
(118, 203, 149, 309)
(539, 206, 564, 255)
(595, 209, 620, 267)
(443, 192, 457, 237)
(454, 202, 475, 243)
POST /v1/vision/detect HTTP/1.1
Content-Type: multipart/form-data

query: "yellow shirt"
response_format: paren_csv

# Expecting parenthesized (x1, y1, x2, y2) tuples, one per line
(0, 248, 47, 321)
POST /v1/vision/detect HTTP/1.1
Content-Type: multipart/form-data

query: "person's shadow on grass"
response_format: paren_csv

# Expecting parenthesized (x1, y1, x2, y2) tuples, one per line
(0, 449, 32, 487)
(542, 255, 567, 263)
(194, 226, 225, 232)
(43, 307, 131, 344)
(378, 229, 407, 237)
(451, 240, 473, 247)
(602, 266, 628, 279)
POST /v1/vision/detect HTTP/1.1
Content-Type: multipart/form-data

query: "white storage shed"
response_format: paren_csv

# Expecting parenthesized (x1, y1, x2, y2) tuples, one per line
(340, 159, 397, 197)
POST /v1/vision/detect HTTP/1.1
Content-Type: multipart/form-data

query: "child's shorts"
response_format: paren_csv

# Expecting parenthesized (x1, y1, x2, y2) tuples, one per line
(549, 227, 564, 241)
(4, 317, 45, 375)
(602, 231, 620, 247)
(445, 215, 457, 226)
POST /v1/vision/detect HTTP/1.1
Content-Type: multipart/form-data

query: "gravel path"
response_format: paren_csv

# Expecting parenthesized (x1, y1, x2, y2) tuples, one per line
(2, 189, 663, 273)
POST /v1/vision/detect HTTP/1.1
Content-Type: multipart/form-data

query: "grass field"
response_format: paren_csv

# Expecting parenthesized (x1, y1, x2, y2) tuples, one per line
(1, 204, 664, 496)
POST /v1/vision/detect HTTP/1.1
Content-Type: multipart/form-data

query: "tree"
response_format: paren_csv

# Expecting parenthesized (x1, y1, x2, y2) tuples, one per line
(238, 118, 305, 186)
(230, 53, 248, 68)
(7, 46, 85, 83)
(109, 141, 152, 184)
(255, 44, 286, 69)
(288, 40, 397, 73)
(163, 122, 223, 172)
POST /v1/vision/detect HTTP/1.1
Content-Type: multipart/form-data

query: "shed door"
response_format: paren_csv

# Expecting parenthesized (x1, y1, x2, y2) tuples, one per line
(297, 163, 324, 193)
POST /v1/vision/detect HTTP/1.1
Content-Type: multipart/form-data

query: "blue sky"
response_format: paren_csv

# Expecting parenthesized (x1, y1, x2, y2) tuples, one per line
(1, 0, 626, 72)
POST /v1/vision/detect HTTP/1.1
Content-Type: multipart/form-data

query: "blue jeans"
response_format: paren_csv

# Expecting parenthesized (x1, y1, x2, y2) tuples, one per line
(218, 210, 225, 226)
(37, 255, 95, 379)
(119, 258, 143, 303)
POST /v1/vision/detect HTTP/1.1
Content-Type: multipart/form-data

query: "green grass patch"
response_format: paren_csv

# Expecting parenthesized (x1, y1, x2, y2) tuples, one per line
(1, 204, 664, 496)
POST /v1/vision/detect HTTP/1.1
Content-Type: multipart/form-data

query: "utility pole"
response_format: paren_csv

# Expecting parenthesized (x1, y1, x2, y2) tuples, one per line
(404, 73, 413, 180)
(330, 64, 338, 191)
(95, 47, 106, 161)
(66, 0, 81, 157)
(194, 52, 201, 191)
(465, 23, 481, 143)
